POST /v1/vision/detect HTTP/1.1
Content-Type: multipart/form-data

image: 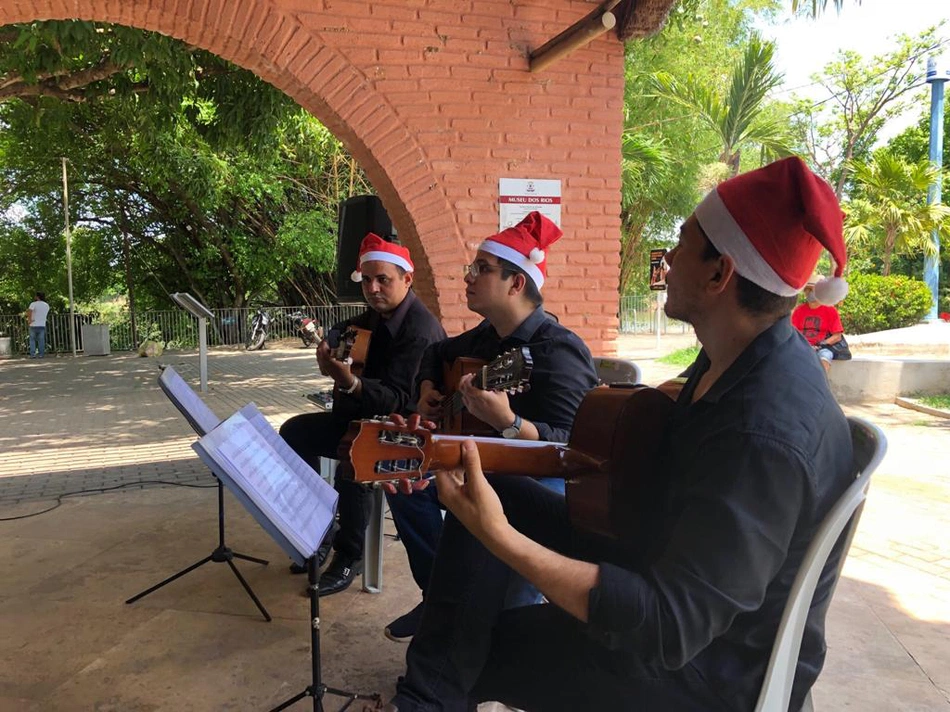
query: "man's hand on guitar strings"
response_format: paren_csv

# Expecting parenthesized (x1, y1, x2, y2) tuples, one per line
(417, 381, 444, 419)
(436, 439, 509, 545)
(380, 413, 438, 495)
(315, 340, 333, 377)
(458, 373, 516, 432)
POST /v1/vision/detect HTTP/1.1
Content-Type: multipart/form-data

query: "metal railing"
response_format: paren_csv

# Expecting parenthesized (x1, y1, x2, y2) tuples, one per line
(1, 298, 687, 355)
(0, 304, 367, 355)
(618, 294, 692, 335)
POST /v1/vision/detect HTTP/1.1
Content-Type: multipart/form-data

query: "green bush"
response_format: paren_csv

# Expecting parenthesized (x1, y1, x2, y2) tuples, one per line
(837, 273, 932, 335)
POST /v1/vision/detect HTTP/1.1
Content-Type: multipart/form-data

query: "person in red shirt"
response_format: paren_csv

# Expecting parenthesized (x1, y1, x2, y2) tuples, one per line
(791, 275, 846, 374)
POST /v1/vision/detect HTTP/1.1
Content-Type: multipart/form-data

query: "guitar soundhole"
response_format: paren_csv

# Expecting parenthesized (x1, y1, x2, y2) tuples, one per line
(377, 431, 424, 447)
(373, 459, 424, 474)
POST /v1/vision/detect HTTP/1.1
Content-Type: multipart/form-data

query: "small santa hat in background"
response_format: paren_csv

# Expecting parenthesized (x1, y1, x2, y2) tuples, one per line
(477, 211, 563, 289)
(694, 156, 849, 305)
(350, 233, 414, 282)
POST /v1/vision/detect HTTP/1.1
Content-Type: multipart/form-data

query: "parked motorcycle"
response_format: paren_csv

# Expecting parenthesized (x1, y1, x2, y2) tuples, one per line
(245, 307, 271, 351)
(289, 310, 323, 347)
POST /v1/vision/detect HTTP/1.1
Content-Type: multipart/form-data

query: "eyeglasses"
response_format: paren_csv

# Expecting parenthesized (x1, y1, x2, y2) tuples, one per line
(463, 262, 499, 279)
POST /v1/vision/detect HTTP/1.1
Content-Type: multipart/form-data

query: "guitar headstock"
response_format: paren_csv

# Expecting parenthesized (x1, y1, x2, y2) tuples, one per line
(340, 420, 435, 484)
(332, 327, 361, 363)
(481, 346, 533, 394)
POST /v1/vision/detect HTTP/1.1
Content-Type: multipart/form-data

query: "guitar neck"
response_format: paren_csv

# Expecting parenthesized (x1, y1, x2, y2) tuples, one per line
(426, 435, 604, 478)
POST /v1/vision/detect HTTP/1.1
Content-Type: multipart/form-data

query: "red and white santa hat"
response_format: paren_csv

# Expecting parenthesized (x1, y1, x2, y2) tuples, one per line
(350, 232, 414, 282)
(477, 211, 563, 289)
(694, 156, 849, 305)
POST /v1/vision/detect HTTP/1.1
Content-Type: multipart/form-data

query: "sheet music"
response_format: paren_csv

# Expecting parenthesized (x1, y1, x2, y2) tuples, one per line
(158, 366, 221, 436)
(196, 410, 338, 559)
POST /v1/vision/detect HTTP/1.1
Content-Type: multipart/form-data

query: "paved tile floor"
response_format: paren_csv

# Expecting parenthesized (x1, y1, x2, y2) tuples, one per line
(0, 336, 948, 711)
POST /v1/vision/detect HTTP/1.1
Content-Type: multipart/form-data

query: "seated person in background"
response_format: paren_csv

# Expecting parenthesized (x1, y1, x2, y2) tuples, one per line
(382, 211, 598, 642)
(367, 158, 854, 712)
(791, 274, 848, 375)
(279, 233, 444, 595)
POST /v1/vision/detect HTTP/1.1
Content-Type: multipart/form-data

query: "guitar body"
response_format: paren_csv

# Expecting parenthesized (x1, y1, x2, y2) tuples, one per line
(565, 385, 676, 540)
(441, 357, 497, 435)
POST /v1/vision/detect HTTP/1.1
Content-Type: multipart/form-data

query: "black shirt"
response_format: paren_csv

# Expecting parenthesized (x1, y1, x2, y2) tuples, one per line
(587, 317, 854, 711)
(415, 306, 598, 443)
(330, 290, 446, 422)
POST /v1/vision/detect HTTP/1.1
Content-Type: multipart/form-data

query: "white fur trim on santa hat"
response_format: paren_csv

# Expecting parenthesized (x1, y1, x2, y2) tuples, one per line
(360, 250, 413, 273)
(478, 240, 545, 289)
(814, 276, 849, 305)
(694, 189, 801, 297)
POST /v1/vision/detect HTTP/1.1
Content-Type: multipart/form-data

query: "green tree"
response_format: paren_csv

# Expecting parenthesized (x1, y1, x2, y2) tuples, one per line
(844, 153, 950, 275)
(653, 34, 792, 177)
(789, 26, 946, 197)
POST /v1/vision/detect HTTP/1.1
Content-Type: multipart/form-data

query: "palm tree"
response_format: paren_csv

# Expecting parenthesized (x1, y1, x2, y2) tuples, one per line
(844, 154, 950, 275)
(652, 35, 792, 177)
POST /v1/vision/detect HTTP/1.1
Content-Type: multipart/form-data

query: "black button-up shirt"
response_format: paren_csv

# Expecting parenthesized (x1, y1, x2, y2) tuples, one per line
(330, 290, 445, 422)
(415, 306, 598, 443)
(587, 317, 854, 711)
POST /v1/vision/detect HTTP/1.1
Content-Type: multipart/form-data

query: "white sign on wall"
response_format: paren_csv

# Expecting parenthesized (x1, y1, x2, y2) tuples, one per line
(498, 178, 562, 230)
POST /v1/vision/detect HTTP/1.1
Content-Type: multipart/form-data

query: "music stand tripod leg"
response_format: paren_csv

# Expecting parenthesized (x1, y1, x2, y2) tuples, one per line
(125, 480, 272, 621)
(268, 555, 381, 712)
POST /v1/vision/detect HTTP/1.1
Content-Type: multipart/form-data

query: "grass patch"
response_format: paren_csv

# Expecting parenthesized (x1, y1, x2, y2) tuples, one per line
(918, 394, 950, 411)
(658, 345, 700, 366)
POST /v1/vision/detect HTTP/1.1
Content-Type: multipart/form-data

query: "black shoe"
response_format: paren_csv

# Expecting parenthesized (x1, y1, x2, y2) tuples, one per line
(384, 601, 424, 642)
(316, 553, 363, 597)
(289, 522, 338, 574)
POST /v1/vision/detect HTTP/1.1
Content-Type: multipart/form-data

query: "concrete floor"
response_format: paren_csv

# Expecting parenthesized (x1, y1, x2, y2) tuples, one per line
(0, 334, 948, 711)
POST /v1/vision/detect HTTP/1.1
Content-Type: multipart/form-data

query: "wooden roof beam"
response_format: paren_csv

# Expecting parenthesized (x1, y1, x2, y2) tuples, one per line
(529, 0, 621, 73)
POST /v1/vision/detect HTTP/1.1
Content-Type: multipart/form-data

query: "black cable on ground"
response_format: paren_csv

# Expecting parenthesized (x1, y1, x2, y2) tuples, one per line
(0, 479, 218, 522)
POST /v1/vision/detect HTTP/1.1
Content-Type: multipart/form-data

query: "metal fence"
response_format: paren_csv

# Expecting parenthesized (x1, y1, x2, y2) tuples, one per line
(1, 298, 686, 355)
(0, 304, 367, 355)
(618, 294, 692, 335)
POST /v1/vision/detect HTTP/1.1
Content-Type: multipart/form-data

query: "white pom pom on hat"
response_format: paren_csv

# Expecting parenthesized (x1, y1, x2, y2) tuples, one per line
(528, 247, 545, 264)
(814, 275, 849, 305)
(350, 270, 362, 283)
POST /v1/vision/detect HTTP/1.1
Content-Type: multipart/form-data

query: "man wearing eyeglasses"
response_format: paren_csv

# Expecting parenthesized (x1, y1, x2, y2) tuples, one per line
(381, 211, 598, 642)
(279, 233, 445, 597)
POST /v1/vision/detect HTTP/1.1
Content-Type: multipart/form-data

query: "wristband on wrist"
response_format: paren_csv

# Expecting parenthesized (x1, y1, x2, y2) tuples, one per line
(339, 376, 359, 394)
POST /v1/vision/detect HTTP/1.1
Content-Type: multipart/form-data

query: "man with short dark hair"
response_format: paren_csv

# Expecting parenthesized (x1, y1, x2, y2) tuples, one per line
(368, 158, 855, 711)
(381, 211, 598, 642)
(25, 292, 50, 359)
(279, 233, 444, 596)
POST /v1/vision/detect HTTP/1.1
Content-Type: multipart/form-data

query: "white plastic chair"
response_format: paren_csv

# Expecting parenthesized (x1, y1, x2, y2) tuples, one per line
(753, 417, 887, 712)
(593, 356, 641, 385)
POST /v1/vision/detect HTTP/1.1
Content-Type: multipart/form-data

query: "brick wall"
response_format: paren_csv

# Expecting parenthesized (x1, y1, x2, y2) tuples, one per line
(2, 0, 625, 354)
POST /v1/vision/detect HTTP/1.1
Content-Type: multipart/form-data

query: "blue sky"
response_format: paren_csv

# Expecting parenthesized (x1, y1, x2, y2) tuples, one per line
(759, 0, 950, 141)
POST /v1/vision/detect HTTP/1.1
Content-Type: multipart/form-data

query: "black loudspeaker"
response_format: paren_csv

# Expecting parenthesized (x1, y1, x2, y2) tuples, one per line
(336, 195, 395, 303)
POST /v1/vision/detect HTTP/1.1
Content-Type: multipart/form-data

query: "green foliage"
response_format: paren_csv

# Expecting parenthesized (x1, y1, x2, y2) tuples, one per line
(843, 154, 950, 275)
(788, 26, 946, 195)
(658, 345, 701, 366)
(918, 394, 950, 411)
(837, 273, 933, 334)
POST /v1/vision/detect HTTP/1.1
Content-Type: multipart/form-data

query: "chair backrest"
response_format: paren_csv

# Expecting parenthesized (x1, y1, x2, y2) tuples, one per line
(593, 356, 641, 385)
(753, 416, 887, 712)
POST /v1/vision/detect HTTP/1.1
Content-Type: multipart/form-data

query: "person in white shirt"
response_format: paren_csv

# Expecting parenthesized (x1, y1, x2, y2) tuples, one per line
(25, 292, 50, 358)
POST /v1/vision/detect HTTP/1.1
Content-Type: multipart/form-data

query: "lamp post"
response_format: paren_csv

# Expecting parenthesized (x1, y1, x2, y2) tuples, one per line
(925, 56, 948, 321)
(62, 157, 77, 355)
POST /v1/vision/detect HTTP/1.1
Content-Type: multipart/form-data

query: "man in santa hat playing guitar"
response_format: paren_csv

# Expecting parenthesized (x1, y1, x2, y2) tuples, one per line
(367, 158, 854, 712)
(279, 233, 444, 596)
(381, 210, 599, 643)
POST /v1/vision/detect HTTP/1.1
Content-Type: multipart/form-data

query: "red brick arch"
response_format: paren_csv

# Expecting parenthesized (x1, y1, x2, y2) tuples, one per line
(1, 0, 627, 354)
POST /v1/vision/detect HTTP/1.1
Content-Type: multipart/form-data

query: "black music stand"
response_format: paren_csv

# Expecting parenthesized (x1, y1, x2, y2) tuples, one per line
(269, 555, 381, 712)
(125, 366, 271, 621)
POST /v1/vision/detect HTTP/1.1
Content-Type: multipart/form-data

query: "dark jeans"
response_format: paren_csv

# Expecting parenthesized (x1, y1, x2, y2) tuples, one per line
(278, 411, 371, 560)
(392, 477, 727, 712)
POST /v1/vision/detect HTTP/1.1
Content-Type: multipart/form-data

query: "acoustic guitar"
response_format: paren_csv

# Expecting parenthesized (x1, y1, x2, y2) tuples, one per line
(439, 347, 533, 435)
(340, 383, 679, 540)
